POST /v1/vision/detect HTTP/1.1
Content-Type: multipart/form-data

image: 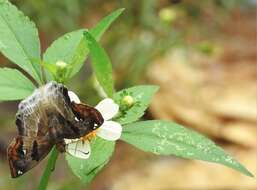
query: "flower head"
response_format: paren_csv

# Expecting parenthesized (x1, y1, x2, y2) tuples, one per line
(65, 92, 122, 159)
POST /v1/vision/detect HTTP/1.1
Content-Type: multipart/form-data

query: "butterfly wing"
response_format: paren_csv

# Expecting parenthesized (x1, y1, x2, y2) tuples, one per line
(15, 82, 74, 138)
(70, 102, 104, 126)
(8, 82, 73, 178)
(7, 135, 53, 178)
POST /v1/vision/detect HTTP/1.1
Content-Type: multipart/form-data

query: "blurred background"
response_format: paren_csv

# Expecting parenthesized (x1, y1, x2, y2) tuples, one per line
(0, 0, 256, 189)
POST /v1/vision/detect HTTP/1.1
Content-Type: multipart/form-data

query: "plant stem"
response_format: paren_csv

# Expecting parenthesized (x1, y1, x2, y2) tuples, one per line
(38, 147, 59, 190)
(40, 60, 47, 84)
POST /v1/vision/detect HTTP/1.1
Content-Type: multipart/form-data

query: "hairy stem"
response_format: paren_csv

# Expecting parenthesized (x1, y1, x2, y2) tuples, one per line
(38, 147, 59, 190)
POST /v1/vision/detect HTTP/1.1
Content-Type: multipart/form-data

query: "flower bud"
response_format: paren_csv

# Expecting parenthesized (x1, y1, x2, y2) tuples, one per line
(55, 61, 68, 83)
(159, 8, 177, 23)
(122, 95, 134, 107)
(56, 61, 67, 69)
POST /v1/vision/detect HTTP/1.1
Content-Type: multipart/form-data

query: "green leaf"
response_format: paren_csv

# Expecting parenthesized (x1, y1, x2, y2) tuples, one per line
(90, 8, 125, 40)
(0, 0, 42, 84)
(114, 85, 159, 124)
(121, 120, 254, 177)
(84, 31, 114, 97)
(0, 68, 35, 101)
(65, 33, 88, 78)
(79, 162, 107, 185)
(41, 61, 58, 77)
(66, 137, 115, 184)
(43, 8, 124, 81)
(43, 29, 85, 81)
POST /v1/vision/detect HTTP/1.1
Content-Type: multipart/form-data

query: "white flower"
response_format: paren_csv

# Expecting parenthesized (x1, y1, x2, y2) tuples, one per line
(65, 91, 122, 159)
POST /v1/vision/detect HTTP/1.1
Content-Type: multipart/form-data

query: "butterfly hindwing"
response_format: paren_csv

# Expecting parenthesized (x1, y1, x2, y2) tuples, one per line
(7, 135, 53, 178)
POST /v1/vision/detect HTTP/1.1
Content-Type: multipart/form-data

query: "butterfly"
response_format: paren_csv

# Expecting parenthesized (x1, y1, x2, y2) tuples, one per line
(7, 82, 103, 178)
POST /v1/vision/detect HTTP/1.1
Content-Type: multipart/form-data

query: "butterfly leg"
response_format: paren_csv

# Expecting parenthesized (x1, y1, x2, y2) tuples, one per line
(56, 139, 66, 153)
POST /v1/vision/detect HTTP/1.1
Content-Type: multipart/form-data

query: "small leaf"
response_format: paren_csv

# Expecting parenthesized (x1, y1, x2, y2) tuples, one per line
(90, 8, 125, 40)
(66, 137, 115, 183)
(121, 120, 254, 177)
(0, 68, 35, 101)
(114, 85, 159, 124)
(43, 8, 124, 81)
(84, 31, 114, 97)
(0, 0, 42, 84)
(41, 61, 58, 77)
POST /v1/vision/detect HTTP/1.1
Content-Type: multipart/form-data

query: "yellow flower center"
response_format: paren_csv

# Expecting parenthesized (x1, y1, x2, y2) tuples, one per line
(80, 130, 98, 142)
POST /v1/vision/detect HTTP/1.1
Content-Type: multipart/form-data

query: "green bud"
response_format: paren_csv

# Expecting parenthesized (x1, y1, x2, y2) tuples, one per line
(122, 95, 134, 107)
(55, 61, 68, 83)
(159, 8, 177, 23)
(56, 61, 67, 69)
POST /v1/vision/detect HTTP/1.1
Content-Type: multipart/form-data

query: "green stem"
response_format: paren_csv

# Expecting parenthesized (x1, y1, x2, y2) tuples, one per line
(40, 62, 47, 84)
(38, 147, 59, 190)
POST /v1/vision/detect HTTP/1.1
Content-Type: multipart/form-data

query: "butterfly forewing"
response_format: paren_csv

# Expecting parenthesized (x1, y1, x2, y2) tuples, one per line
(15, 82, 74, 137)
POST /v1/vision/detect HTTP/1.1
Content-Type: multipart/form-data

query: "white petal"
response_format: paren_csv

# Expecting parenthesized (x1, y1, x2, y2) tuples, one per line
(68, 91, 80, 104)
(96, 121, 122, 141)
(65, 139, 91, 159)
(64, 138, 78, 144)
(95, 98, 119, 120)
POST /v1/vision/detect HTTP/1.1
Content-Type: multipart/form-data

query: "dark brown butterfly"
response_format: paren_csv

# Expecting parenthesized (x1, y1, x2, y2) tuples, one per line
(7, 82, 103, 178)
